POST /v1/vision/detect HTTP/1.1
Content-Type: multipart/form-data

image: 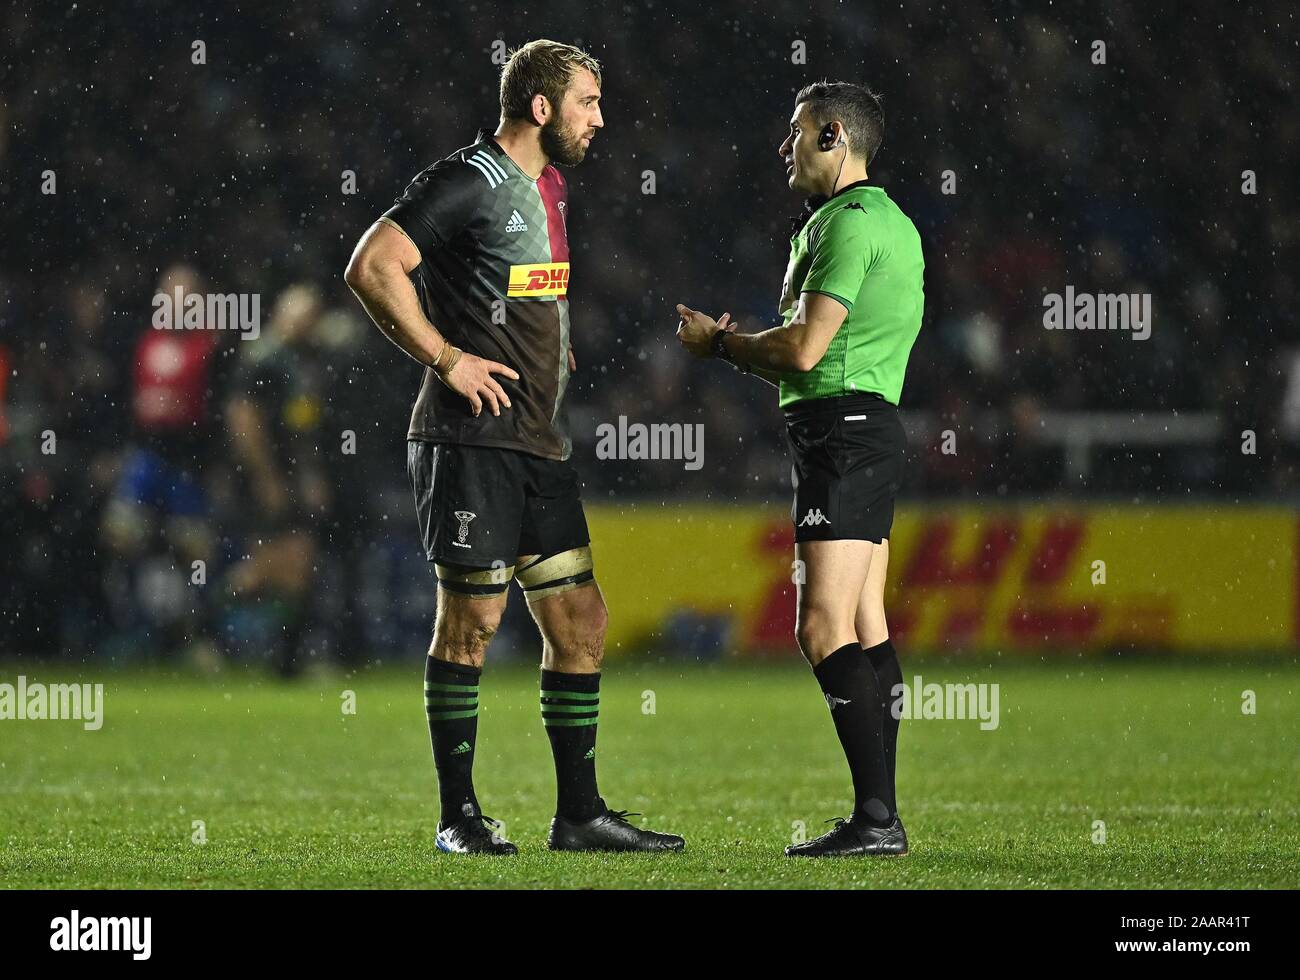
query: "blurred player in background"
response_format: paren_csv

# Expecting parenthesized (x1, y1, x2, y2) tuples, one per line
(101, 263, 221, 664)
(225, 284, 332, 677)
(345, 39, 684, 855)
(677, 81, 923, 856)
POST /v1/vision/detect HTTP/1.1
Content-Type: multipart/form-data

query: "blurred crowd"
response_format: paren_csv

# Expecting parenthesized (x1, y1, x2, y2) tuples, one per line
(2, 1, 1296, 661)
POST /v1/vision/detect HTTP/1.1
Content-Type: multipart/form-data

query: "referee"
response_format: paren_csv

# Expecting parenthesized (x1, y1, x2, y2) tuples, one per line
(676, 81, 924, 857)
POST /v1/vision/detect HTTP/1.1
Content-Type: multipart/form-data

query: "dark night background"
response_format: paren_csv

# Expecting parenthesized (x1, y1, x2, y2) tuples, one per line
(1, 1, 1296, 660)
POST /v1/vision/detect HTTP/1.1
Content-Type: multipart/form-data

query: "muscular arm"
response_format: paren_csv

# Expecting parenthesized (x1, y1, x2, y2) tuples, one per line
(343, 219, 445, 367)
(343, 218, 519, 417)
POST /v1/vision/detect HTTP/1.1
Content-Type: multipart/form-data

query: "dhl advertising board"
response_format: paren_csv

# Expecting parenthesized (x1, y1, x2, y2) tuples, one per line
(585, 504, 1297, 654)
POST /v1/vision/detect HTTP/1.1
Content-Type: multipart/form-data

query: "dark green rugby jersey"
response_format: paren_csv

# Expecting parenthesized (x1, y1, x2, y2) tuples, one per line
(383, 128, 574, 460)
(776, 182, 924, 408)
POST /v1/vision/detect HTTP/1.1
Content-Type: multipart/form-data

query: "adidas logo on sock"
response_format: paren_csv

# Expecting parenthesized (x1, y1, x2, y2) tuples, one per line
(584, 748, 595, 760)
(450, 740, 472, 755)
(505, 210, 528, 233)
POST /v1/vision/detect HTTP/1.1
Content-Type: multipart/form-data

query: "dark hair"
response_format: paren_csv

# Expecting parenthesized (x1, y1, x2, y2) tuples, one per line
(795, 80, 885, 167)
(499, 39, 602, 122)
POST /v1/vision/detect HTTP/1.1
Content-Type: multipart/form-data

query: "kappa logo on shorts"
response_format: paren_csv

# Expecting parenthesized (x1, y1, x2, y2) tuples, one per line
(452, 510, 476, 548)
(824, 693, 851, 711)
(798, 508, 832, 527)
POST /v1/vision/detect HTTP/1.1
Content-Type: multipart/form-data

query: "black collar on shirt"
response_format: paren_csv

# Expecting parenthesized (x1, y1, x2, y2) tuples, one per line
(788, 179, 873, 237)
(828, 178, 872, 200)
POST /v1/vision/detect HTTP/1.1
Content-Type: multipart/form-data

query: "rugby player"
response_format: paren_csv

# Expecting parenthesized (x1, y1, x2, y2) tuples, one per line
(225, 284, 330, 678)
(676, 81, 923, 857)
(345, 40, 683, 855)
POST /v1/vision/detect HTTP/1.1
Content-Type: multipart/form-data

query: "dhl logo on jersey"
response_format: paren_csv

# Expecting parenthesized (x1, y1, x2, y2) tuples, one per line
(507, 262, 569, 298)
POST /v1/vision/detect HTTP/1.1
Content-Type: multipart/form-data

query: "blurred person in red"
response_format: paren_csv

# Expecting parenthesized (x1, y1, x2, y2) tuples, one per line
(100, 263, 224, 663)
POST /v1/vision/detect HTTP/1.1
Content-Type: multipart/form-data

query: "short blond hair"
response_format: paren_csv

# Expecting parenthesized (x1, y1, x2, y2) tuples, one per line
(499, 39, 602, 122)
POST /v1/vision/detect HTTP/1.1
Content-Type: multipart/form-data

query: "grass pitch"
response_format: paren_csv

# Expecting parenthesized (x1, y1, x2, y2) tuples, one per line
(1, 658, 1296, 888)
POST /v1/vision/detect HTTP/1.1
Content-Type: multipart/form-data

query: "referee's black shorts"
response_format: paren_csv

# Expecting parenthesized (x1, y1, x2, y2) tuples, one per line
(784, 392, 907, 544)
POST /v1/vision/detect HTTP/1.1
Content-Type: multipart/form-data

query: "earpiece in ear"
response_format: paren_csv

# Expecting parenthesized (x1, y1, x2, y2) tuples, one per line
(818, 124, 838, 152)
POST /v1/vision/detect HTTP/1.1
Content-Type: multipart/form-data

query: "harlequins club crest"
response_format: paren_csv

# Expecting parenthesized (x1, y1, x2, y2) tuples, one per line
(453, 510, 476, 548)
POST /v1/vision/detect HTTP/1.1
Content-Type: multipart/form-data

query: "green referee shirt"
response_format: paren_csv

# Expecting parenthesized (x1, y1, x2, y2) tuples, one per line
(776, 182, 924, 408)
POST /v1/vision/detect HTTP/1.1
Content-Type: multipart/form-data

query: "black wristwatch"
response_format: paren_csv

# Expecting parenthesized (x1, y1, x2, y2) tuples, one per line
(710, 329, 734, 363)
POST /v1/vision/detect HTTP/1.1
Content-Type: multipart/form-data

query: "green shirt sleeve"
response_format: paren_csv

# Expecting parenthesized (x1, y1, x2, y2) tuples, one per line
(801, 204, 877, 313)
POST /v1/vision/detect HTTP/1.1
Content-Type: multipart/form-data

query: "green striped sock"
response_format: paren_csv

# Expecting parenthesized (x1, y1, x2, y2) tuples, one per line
(425, 657, 481, 826)
(541, 669, 603, 821)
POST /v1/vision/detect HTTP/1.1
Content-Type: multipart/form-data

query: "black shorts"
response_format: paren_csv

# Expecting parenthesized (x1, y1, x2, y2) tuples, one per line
(785, 393, 906, 544)
(407, 440, 590, 569)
